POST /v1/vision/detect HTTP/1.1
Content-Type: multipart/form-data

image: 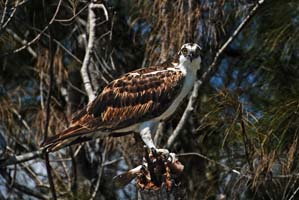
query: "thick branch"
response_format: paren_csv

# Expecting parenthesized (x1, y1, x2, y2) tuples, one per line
(81, 3, 108, 102)
(0, 150, 43, 167)
(166, 0, 265, 148)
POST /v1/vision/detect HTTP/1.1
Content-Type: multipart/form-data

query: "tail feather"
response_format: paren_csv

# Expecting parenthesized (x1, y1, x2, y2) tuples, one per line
(41, 125, 95, 152)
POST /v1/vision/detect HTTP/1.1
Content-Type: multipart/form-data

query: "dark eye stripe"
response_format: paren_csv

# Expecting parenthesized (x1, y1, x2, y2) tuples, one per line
(194, 48, 201, 56)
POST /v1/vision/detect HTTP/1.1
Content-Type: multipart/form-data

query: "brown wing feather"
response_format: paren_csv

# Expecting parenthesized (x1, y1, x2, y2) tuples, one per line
(87, 65, 185, 129)
(41, 65, 185, 151)
(41, 125, 93, 151)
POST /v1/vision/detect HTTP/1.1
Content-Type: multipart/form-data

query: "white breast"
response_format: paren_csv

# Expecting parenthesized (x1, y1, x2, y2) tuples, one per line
(113, 64, 197, 133)
(157, 65, 196, 121)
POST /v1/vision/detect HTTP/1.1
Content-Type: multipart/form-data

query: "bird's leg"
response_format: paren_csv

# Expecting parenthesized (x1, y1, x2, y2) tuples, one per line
(139, 121, 169, 155)
(139, 125, 156, 149)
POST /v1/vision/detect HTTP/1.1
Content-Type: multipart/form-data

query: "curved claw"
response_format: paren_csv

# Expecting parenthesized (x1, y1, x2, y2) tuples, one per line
(167, 153, 176, 163)
(156, 148, 169, 155)
(150, 147, 158, 157)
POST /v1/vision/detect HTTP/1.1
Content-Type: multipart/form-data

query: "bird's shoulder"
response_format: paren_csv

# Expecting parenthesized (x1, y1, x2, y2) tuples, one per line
(71, 63, 185, 128)
(96, 63, 184, 99)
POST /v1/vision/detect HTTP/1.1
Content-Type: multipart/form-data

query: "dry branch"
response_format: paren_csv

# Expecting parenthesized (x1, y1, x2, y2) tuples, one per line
(90, 144, 108, 200)
(0, 150, 43, 167)
(81, 3, 108, 102)
(5, 28, 37, 58)
(0, 0, 62, 58)
(29, 27, 82, 63)
(177, 152, 241, 176)
(0, 0, 19, 32)
(0, 171, 48, 200)
(42, 22, 57, 200)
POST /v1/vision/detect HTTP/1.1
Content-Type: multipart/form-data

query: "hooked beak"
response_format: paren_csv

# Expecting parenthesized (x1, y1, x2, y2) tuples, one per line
(188, 53, 195, 62)
(188, 48, 202, 62)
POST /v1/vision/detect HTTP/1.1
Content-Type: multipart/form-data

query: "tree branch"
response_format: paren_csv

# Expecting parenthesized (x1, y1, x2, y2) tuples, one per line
(5, 28, 37, 58)
(166, 0, 265, 148)
(0, 0, 62, 58)
(0, 0, 19, 33)
(0, 0, 8, 27)
(177, 152, 241, 176)
(89, 144, 108, 200)
(0, 150, 43, 167)
(81, 3, 108, 102)
(289, 186, 299, 200)
(42, 17, 57, 199)
(0, 171, 48, 200)
(239, 104, 254, 172)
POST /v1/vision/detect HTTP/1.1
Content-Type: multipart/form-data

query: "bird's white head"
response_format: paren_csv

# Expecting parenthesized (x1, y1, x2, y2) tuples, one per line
(178, 43, 202, 72)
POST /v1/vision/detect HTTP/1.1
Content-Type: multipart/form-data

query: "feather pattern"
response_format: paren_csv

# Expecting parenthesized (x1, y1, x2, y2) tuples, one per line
(42, 64, 186, 151)
(41, 43, 203, 152)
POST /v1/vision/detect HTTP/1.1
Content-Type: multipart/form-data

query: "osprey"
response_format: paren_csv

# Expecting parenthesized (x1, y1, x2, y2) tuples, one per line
(42, 43, 202, 152)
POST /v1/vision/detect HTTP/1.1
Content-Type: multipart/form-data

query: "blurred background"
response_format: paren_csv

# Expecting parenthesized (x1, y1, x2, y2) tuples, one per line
(1, 0, 299, 199)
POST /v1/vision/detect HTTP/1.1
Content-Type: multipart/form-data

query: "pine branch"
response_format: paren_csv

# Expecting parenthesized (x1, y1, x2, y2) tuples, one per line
(166, 0, 265, 148)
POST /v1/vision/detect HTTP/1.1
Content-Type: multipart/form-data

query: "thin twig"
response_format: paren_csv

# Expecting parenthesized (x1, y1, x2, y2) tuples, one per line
(43, 22, 57, 200)
(70, 147, 78, 197)
(177, 152, 241, 176)
(55, 3, 89, 22)
(10, 108, 32, 132)
(90, 144, 108, 200)
(81, 3, 108, 102)
(57, 152, 71, 189)
(0, 171, 48, 200)
(166, 0, 265, 148)
(288, 185, 299, 200)
(0, 0, 8, 27)
(0, 0, 19, 32)
(103, 156, 124, 166)
(28, 26, 82, 63)
(5, 28, 37, 58)
(18, 0, 30, 6)
(0, 0, 62, 58)
(20, 163, 44, 187)
(239, 104, 254, 172)
(8, 148, 17, 188)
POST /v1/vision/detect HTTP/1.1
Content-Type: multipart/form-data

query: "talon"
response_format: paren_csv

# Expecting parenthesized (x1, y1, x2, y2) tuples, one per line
(156, 148, 169, 155)
(140, 164, 147, 173)
(167, 153, 176, 163)
(151, 147, 158, 157)
(167, 154, 173, 163)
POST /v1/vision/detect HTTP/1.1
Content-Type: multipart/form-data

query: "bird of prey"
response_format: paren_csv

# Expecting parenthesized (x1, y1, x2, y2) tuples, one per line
(41, 43, 202, 153)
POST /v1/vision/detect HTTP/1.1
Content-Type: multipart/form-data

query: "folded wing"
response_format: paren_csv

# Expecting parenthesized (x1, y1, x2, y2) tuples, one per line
(41, 65, 185, 151)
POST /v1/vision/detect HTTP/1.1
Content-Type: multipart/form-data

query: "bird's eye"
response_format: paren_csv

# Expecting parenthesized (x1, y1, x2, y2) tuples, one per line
(181, 48, 188, 56)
